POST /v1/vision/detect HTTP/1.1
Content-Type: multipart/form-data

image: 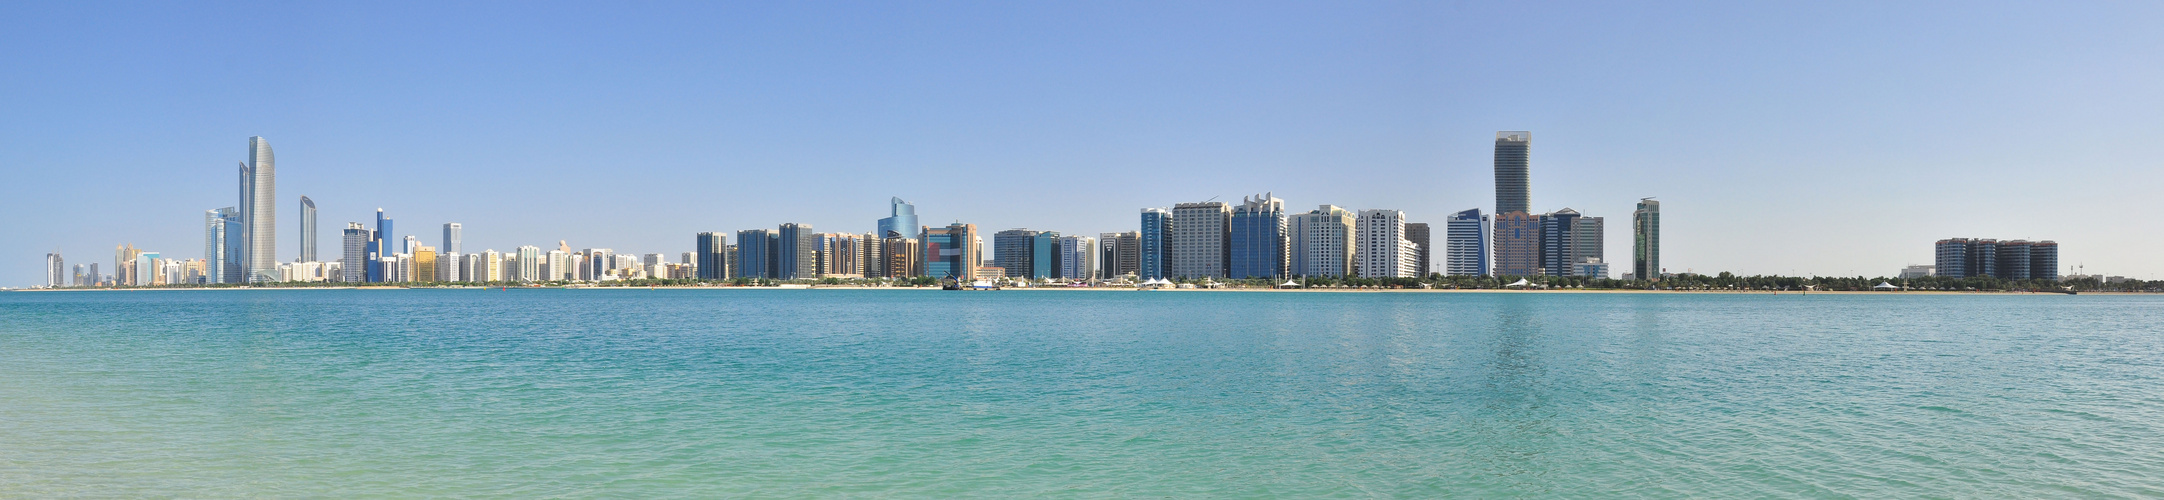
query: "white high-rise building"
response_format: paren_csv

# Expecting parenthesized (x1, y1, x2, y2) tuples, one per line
(45, 253, 65, 287)
(239, 136, 277, 283)
(1289, 205, 1356, 278)
(517, 246, 541, 282)
(1356, 209, 1417, 278)
(1171, 202, 1231, 279)
(341, 223, 372, 282)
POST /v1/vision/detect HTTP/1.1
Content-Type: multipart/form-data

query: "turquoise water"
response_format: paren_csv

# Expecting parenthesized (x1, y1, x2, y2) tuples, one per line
(2, 290, 2161, 497)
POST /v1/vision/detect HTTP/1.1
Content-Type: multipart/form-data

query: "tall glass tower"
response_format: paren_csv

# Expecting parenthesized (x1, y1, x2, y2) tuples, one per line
(239, 136, 277, 282)
(299, 196, 317, 262)
(1228, 193, 1287, 279)
(1633, 198, 1661, 281)
(1494, 131, 1531, 215)
(878, 197, 918, 239)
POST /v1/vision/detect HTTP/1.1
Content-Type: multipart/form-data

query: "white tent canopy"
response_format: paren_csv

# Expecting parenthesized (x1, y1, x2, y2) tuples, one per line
(1874, 282, 1900, 289)
(1280, 280, 1302, 287)
(1504, 278, 1532, 287)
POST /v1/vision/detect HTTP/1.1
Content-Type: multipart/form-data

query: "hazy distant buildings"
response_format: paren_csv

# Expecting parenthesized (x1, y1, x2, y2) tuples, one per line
(1936, 238, 2058, 280)
(299, 196, 317, 263)
(205, 207, 241, 283)
(443, 223, 462, 255)
(1354, 209, 1416, 278)
(1445, 209, 1490, 276)
(1633, 198, 1661, 281)
(236, 136, 277, 283)
(45, 253, 64, 287)
(1171, 202, 1230, 279)
(1289, 205, 1355, 278)
(1228, 193, 1288, 279)
(1139, 208, 1172, 280)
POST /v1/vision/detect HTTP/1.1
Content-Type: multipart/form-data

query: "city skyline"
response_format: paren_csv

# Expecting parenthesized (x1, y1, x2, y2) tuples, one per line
(8, 3, 2164, 285)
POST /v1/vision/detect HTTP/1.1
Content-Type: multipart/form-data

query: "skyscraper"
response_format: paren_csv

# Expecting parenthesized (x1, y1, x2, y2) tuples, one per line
(1033, 231, 1062, 279)
(1059, 235, 1095, 280)
(45, 253, 64, 287)
(777, 223, 816, 280)
(1099, 231, 1140, 279)
(1539, 209, 1580, 277)
(412, 246, 438, 283)
(1356, 209, 1417, 278)
(239, 136, 276, 282)
(1171, 202, 1230, 279)
(921, 223, 978, 280)
(1633, 198, 1661, 281)
(205, 207, 239, 283)
(370, 209, 394, 283)
(517, 246, 541, 282)
(341, 222, 371, 283)
(1494, 211, 1542, 276)
(1494, 131, 1531, 216)
(878, 197, 919, 239)
(1444, 209, 1490, 276)
(442, 223, 462, 255)
(994, 229, 1039, 278)
(2031, 241, 2058, 280)
(1572, 216, 1605, 278)
(299, 196, 317, 262)
(736, 229, 774, 279)
(1228, 193, 1288, 279)
(1139, 208, 1173, 280)
(1405, 222, 1431, 278)
(697, 232, 728, 280)
(1290, 205, 1356, 278)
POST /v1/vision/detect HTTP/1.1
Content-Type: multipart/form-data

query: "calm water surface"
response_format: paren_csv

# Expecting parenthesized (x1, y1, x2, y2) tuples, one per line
(2, 290, 2160, 497)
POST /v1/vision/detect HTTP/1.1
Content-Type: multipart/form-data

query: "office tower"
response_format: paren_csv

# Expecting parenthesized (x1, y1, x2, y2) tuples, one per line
(1059, 235, 1095, 281)
(1139, 208, 1173, 280)
(368, 209, 394, 282)
(994, 229, 1039, 278)
(776, 223, 816, 280)
(878, 197, 919, 239)
(115, 244, 140, 286)
(205, 207, 240, 283)
(341, 223, 371, 282)
(411, 246, 438, 282)
(136, 252, 161, 286)
(517, 246, 541, 282)
(404, 235, 419, 256)
(1539, 209, 1580, 277)
(1945, 238, 1980, 279)
(1356, 209, 1417, 278)
(1229, 193, 1288, 280)
(88, 263, 99, 287)
(235, 137, 277, 282)
(1445, 209, 1491, 276)
(697, 232, 728, 280)
(1171, 202, 1230, 279)
(73, 264, 86, 286)
(880, 235, 919, 278)
(1495, 131, 1531, 215)
(1406, 222, 1431, 278)
(1097, 232, 1140, 279)
(444, 252, 467, 282)
(1572, 216, 1603, 277)
(1494, 211, 1542, 276)
(480, 250, 502, 282)
(544, 250, 568, 281)
(922, 223, 978, 280)
(45, 253, 64, 287)
(735, 229, 774, 279)
(1995, 240, 2032, 280)
(1033, 231, 1062, 279)
(582, 249, 616, 281)
(2030, 241, 2059, 280)
(856, 233, 882, 278)
(442, 223, 462, 254)
(1289, 205, 1356, 278)
(299, 196, 317, 262)
(1633, 198, 1660, 281)
(819, 233, 863, 277)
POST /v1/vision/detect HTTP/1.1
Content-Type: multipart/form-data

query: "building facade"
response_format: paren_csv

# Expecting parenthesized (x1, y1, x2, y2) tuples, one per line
(922, 223, 979, 280)
(442, 223, 462, 255)
(1495, 131, 1531, 215)
(1139, 208, 1173, 280)
(341, 222, 371, 282)
(777, 223, 816, 280)
(1355, 209, 1417, 278)
(1228, 193, 1288, 279)
(1633, 198, 1661, 281)
(299, 196, 317, 263)
(697, 232, 728, 280)
(1059, 235, 1095, 281)
(1445, 208, 1490, 276)
(1406, 222, 1431, 278)
(736, 229, 774, 279)
(994, 229, 1038, 278)
(239, 136, 277, 283)
(1289, 205, 1356, 278)
(877, 197, 918, 239)
(1539, 209, 1581, 277)
(1171, 202, 1230, 279)
(1494, 210, 1542, 276)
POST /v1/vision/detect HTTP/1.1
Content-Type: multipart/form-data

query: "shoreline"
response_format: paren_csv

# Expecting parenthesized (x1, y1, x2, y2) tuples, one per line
(9, 286, 2139, 296)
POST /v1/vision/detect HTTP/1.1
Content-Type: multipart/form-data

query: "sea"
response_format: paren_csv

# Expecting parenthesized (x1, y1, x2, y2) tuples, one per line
(2, 289, 2159, 497)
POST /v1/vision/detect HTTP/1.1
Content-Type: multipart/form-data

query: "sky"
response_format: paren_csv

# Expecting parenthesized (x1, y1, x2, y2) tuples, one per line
(4, 1, 2161, 286)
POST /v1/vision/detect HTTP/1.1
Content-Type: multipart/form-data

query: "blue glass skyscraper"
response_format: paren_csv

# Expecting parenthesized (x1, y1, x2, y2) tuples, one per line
(1032, 231, 1061, 279)
(1139, 208, 1172, 280)
(736, 229, 774, 279)
(1444, 209, 1490, 276)
(1227, 194, 1287, 279)
(877, 197, 918, 239)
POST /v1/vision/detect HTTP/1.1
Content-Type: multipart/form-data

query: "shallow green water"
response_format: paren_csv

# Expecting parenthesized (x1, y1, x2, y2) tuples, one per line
(2, 290, 2160, 497)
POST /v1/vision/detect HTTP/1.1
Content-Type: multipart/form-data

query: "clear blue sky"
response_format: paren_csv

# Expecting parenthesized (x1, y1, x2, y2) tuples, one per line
(6, 1, 2161, 286)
